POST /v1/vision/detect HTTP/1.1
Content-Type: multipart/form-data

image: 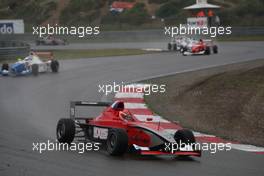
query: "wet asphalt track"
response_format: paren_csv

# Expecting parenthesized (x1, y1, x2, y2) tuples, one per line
(1, 41, 264, 176)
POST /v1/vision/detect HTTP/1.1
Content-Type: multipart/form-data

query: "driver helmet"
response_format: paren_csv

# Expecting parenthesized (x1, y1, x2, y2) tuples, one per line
(119, 110, 133, 121)
(29, 50, 35, 55)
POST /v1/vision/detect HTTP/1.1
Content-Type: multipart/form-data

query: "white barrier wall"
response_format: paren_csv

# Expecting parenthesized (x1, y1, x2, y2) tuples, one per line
(0, 19, 24, 34)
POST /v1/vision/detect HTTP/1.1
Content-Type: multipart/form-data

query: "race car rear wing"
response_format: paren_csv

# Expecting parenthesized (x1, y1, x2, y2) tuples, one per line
(34, 51, 54, 59)
(70, 101, 112, 119)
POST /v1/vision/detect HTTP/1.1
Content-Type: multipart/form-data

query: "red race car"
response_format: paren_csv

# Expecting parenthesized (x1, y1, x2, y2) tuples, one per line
(56, 101, 201, 157)
(182, 39, 218, 56)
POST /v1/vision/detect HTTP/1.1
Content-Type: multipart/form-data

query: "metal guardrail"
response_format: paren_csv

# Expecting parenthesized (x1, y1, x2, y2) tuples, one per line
(231, 27, 264, 35)
(0, 41, 30, 60)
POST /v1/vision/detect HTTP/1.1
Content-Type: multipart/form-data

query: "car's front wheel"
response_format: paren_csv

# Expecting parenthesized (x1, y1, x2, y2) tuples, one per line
(31, 64, 39, 76)
(213, 45, 218, 54)
(106, 128, 128, 156)
(174, 129, 195, 150)
(1, 63, 9, 71)
(168, 43, 172, 51)
(51, 60, 59, 73)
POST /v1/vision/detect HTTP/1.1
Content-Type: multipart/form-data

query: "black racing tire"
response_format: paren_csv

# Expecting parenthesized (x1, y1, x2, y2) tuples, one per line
(52, 40, 58, 45)
(63, 39, 68, 45)
(168, 43, 172, 51)
(205, 46, 211, 55)
(213, 45, 218, 54)
(174, 129, 196, 148)
(51, 60, 59, 73)
(86, 126, 93, 140)
(180, 47, 187, 53)
(31, 64, 39, 76)
(173, 44, 177, 51)
(56, 118, 75, 144)
(180, 48, 183, 53)
(106, 128, 128, 156)
(1, 63, 9, 71)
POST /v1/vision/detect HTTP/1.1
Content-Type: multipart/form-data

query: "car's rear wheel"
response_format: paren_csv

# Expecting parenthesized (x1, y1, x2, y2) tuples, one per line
(205, 47, 211, 55)
(51, 60, 59, 73)
(106, 128, 128, 156)
(173, 44, 177, 51)
(31, 64, 39, 76)
(56, 118, 75, 144)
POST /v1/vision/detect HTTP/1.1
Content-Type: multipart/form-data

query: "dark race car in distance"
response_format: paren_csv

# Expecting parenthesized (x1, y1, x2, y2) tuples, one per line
(36, 35, 68, 45)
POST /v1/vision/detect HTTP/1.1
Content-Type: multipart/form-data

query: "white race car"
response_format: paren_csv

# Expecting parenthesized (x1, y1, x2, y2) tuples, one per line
(7, 52, 59, 76)
(168, 36, 194, 52)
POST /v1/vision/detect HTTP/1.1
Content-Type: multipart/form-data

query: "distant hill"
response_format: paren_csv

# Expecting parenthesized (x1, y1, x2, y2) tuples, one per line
(0, 0, 263, 31)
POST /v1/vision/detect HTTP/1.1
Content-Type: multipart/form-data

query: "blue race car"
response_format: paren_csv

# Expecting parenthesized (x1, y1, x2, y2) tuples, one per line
(2, 52, 59, 76)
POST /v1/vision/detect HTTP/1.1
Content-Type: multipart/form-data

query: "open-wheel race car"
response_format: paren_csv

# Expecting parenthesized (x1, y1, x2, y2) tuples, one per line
(182, 39, 218, 56)
(36, 35, 68, 45)
(167, 36, 192, 52)
(1, 51, 59, 76)
(56, 100, 201, 157)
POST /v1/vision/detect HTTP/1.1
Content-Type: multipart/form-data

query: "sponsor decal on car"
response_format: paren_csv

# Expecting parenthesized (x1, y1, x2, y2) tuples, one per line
(93, 127, 108, 140)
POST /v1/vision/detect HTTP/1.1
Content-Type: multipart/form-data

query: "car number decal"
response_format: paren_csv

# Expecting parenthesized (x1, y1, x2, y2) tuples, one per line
(93, 127, 108, 140)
